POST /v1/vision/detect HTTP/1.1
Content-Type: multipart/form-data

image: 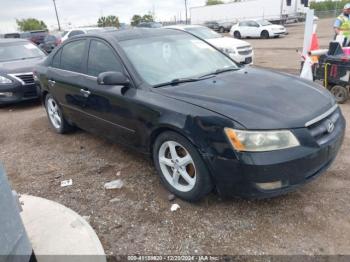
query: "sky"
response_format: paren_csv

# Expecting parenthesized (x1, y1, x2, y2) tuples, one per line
(0, 0, 207, 33)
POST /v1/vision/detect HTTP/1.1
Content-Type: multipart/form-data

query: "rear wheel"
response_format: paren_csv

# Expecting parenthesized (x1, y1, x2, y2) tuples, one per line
(45, 94, 73, 133)
(261, 30, 270, 39)
(153, 131, 213, 202)
(233, 31, 241, 39)
(330, 85, 349, 104)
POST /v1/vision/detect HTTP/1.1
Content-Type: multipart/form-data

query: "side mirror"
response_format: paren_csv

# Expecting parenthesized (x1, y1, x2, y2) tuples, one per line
(97, 71, 130, 86)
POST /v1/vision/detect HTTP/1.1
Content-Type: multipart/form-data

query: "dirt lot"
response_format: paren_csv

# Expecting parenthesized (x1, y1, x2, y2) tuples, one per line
(1, 18, 350, 256)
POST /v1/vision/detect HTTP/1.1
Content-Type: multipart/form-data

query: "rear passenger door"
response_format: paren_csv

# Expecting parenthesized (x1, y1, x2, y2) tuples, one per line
(47, 39, 91, 127)
(79, 38, 137, 144)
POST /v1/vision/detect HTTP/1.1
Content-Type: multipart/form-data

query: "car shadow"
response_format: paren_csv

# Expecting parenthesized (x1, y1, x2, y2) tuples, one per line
(0, 99, 42, 111)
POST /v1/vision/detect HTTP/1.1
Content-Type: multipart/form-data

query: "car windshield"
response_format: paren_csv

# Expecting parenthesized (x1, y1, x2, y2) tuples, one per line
(257, 20, 272, 26)
(185, 27, 221, 39)
(0, 42, 46, 62)
(119, 33, 238, 86)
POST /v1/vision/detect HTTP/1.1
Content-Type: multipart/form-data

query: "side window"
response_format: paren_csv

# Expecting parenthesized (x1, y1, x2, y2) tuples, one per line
(239, 22, 247, 27)
(52, 48, 62, 68)
(68, 30, 84, 38)
(250, 22, 259, 27)
(60, 40, 86, 72)
(87, 40, 123, 77)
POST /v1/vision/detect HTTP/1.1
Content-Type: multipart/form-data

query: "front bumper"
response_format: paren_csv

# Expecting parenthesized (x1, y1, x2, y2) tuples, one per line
(205, 114, 346, 199)
(230, 52, 254, 65)
(271, 30, 287, 37)
(0, 82, 39, 105)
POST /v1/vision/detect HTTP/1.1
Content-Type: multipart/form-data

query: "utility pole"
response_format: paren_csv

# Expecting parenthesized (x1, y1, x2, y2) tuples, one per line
(185, 0, 188, 24)
(52, 0, 61, 31)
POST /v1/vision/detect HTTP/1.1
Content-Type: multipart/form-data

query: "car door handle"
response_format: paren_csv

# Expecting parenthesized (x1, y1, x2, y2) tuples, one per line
(80, 89, 91, 97)
(48, 79, 56, 87)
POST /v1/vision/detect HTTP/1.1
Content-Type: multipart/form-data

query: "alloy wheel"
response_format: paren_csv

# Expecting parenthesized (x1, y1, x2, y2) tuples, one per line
(158, 141, 196, 192)
(47, 97, 62, 129)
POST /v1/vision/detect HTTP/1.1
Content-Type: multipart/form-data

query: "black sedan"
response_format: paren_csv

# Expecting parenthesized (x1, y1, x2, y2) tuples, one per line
(0, 39, 46, 105)
(35, 29, 345, 201)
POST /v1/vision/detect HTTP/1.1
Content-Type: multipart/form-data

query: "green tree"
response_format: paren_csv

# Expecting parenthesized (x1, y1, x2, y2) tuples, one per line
(131, 15, 142, 26)
(97, 15, 120, 27)
(206, 0, 224, 5)
(142, 14, 154, 22)
(131, 14, 155, 26)
(16, 18, 47, 31)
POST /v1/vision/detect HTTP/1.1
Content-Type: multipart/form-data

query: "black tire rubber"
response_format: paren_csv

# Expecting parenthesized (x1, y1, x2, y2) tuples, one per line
(233, 31, 241, 39)
(330, 85, 349, 104)
(261, 30, 270, 39)
(45, 93, 74, 134)
(153, 131, 213, 202)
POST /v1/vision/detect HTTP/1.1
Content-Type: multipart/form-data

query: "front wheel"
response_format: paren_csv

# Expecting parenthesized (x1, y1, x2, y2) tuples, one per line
(45, 94, 73, 133)
(233, 31, 241, 39)
(261, 30, 270, 39)
(153, 131, 213, 202)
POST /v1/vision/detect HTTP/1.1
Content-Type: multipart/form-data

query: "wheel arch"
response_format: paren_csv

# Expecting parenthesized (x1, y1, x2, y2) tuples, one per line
(149, 125, 199, 156)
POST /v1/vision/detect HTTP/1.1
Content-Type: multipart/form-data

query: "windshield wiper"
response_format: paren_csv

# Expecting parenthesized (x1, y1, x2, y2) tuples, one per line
(153, 75, 213, 88)
(200, 66, 239, 78)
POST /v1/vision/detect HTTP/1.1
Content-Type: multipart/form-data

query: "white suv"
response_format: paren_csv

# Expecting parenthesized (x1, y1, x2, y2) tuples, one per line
(165, 25, 254, 65)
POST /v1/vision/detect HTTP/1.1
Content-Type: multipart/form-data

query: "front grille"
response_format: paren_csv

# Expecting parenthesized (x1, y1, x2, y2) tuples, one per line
(307, 107, 340, 145)
(238, 50, 252, 56)
(14, 73, 35, 85)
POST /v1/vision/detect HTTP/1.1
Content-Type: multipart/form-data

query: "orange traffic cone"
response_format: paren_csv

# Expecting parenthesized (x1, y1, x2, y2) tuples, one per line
(309, 26, 320, 63)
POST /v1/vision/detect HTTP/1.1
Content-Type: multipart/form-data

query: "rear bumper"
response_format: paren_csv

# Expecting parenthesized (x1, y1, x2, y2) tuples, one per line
(0, 83, 39, 105)
(205, 116, 345, 199)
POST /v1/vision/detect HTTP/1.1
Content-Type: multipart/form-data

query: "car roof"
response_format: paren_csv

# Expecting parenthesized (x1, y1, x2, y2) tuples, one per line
(82, 28, 187, 42)
(0, 38, 30, 45)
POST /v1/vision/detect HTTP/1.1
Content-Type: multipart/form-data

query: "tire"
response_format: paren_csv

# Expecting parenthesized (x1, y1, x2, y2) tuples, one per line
(261, 30, 269, 39)
(45, 94, 73, 133)
(233, 31, 241, 39)
(330, 85, 349, 104)
(219, 27, 225, 33)
(153, 131, 213, 202)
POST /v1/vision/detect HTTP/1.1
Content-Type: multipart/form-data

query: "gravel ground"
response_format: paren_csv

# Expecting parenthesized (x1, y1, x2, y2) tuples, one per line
(1, 18, 350, 256)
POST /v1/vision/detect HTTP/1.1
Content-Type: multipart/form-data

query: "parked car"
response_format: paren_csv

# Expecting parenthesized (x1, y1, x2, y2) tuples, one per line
(61, 27, 105, 42)
(230, 19, 287, 39)
(165, 25, 253, 64)
(35, 29, 345, 201)
(39, 34, 62, 53)
(218, 21, 235, 33)
(136, 22, 162, 28)
(0, 39, 46, 105)
(27, 30, 49, 45)
(203, 21, 220, 32)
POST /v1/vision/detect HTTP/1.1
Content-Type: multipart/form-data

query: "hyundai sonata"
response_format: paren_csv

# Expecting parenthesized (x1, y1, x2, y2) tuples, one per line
(35, 29, 345, 201)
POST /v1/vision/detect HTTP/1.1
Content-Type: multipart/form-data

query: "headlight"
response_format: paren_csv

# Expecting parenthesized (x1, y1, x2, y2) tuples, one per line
(0, 75, 12, 84)
(224, 128, 300, 152)
(221, 48, 237, 55)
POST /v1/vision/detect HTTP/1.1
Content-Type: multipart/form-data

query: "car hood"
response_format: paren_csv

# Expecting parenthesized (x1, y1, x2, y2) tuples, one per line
(0, 57, 45, 74)
(206, 37, 251, 49)
(155, 67, 335, 129)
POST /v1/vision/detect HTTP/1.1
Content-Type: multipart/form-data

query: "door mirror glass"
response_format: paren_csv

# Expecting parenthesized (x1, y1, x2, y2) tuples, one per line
(97, 71, 129, 86)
